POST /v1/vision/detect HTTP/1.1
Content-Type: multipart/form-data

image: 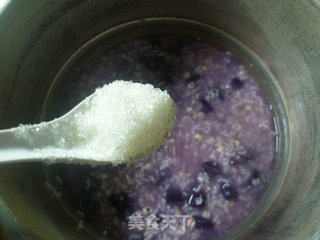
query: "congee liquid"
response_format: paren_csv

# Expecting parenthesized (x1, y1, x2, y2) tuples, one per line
(47, 35, 276, 240)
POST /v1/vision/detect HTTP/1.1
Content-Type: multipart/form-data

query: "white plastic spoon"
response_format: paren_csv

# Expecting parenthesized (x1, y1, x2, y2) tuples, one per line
(0, 81, 176, 165)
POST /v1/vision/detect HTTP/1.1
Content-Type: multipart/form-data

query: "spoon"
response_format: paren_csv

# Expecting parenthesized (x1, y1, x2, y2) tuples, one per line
(0, 81, 176, 165)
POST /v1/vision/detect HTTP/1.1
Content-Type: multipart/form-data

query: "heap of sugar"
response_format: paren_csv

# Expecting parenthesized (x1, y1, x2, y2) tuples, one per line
(13, 81, 176, 165)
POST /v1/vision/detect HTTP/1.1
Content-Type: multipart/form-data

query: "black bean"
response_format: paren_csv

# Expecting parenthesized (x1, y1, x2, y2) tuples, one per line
(188, 189, 206, 208)
(199, 97, 214, 113)
(220, 182, 238, 201)
(247, 169, 261, 187)
(203, 161, 221, 178)
(166, 186, 185, 205)
(193, 215, 215, 229)
(230, 77, 244, 90)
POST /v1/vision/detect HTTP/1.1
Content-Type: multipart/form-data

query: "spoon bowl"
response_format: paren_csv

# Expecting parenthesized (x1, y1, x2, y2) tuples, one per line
(0, 81, 176, 165)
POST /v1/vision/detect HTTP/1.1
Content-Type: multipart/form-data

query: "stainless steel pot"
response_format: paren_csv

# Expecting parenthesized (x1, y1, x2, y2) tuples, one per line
(0, 0, 319, 239)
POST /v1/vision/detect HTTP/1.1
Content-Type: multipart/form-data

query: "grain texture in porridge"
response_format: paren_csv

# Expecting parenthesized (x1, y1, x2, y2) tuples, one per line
(51, 35, 276, 240)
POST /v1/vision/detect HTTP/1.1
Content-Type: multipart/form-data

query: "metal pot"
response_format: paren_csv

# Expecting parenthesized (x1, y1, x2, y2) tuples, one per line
(0, 0, 319, 239)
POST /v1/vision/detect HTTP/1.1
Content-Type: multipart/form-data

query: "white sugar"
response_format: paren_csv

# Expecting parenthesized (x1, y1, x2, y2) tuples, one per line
(12, 81, 176, 165)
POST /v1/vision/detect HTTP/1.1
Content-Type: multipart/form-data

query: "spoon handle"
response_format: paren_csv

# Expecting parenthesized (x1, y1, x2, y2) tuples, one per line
(0, 127, 42, 163)
(0, 120, 64, 163)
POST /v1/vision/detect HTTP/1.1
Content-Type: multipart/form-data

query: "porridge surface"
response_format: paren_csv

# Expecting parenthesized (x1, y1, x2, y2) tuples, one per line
(51, 35, 276, 240)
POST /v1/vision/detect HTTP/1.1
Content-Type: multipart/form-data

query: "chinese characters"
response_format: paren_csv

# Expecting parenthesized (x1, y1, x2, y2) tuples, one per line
(128, 214, 191, 232)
